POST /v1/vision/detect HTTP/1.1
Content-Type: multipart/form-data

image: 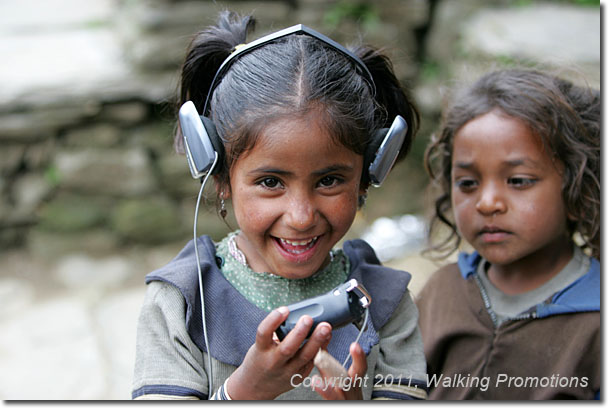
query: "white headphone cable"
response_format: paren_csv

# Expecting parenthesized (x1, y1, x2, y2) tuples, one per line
(194, 152, 218, 398)
(342, 307, 369, 369)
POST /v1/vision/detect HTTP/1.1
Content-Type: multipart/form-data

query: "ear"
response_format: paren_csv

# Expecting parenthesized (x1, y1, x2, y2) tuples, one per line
(358, 184, 369, 208)
(359, 184, 368, 198)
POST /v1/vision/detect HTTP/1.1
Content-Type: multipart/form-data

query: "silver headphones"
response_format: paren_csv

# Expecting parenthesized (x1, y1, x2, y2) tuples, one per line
(179, 24, 407, 187)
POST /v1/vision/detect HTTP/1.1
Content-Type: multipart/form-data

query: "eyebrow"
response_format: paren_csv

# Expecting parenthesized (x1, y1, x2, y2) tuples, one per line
(248, 164, 355, 177)
(312, 165, 355, 176)
(453, 161, 474, 170)
(248, 167, 291, 176)
(453, 158, 538, 169)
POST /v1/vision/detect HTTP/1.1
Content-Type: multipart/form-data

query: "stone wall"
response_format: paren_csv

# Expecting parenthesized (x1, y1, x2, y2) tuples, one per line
(0, 0, 600, 260)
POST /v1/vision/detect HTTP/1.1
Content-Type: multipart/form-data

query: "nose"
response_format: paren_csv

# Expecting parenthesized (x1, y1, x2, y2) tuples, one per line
(285, 190, 317, 232)
(476, 182, 507, 216)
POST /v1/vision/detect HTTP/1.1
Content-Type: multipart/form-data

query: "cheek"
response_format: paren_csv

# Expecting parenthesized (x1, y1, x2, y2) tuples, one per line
(522, 201, 567, 237)
(231, 188, 272, 233)
(327, 192, 359, 230)
(451, 192, 472, 228)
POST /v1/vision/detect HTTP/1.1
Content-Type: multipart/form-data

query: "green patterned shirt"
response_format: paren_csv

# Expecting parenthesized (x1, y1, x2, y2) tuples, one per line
(215, 232, 350, 311)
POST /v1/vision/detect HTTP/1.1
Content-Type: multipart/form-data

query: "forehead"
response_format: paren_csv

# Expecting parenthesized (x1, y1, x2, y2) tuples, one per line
(237, 114, 361, 168)
(452, 110, 548, 166)
(258, 114, 337, 150)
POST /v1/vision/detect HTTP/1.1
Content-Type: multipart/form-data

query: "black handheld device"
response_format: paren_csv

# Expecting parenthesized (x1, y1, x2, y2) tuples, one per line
(275, 279, 372, 341)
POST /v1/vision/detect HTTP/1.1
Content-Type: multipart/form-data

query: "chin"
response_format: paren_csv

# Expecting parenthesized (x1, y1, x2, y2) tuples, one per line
(478, 250, 520, 267)
(274, 266, 320, 280)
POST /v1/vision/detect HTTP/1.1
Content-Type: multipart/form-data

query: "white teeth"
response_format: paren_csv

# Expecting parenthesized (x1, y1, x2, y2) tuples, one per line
(280, 237, 318, 247)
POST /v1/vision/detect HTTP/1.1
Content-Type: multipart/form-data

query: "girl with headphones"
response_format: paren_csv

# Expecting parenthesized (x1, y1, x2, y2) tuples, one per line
(132, 11, 427, 400)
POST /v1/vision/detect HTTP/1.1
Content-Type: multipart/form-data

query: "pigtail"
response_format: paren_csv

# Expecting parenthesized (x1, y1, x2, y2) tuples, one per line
(174, 11, 255, 152)
(353, 46, 420, 163)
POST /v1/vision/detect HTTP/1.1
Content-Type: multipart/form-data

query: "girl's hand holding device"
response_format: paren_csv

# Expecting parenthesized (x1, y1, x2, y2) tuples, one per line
(226, 308, 331, 400)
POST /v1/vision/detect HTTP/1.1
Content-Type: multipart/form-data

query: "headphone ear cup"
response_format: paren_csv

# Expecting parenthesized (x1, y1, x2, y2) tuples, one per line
(179, 101, 223, 178)
(365, 115, 408, 187)
(199, 116, 225, 172)
(363, 128, 389, 183)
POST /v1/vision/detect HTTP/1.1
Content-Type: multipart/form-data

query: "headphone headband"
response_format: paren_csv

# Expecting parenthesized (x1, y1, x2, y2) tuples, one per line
(181, 23, 406, 185)
(202, 24, 376, 115)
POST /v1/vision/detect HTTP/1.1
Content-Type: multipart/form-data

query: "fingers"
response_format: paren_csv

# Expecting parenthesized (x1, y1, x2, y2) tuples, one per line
(312, 374, 346, 400)
(347, 342, 367, 380)
(255, 306, 290, 349)
(254, 309, 334, 385)
(314, 343, 368, 400)
(312, 350, 348, 400)
(345, 342, 366, 400)
(295, 322, 332, 363)
(279, 314, 313, 353)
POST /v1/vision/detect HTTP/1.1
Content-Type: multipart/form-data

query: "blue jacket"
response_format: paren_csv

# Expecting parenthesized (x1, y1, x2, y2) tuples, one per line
(458, 251, 600, 317)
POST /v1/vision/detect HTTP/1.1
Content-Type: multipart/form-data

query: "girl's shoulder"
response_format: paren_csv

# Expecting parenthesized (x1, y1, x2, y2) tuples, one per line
(415, 256, 474, 306)
(145, 236, 218, 281)
(343, 238, 414, 331)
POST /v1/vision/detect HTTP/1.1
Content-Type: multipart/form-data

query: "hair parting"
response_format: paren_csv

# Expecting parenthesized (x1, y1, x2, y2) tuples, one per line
(174, 11, 419, 209)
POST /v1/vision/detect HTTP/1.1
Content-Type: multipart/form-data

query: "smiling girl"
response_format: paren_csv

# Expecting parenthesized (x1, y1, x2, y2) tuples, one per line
(131, 11, 427, 401)
(417, 69, 600, 399)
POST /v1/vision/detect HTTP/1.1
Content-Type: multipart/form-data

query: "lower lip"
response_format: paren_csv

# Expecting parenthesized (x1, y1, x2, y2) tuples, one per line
(480, 231, 511, 243)
(273, 236, 322, 264)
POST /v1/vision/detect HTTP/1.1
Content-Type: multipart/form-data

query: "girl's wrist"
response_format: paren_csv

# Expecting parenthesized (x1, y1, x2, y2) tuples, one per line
(226, 367, 276, 400)
(225, 370, 247, 400)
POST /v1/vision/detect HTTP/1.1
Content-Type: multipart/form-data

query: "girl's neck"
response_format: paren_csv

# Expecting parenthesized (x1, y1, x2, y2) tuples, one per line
(486, 238, 574, 296)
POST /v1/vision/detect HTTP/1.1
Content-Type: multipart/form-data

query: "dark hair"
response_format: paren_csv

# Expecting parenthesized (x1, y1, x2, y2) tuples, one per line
(424, 68, 600, 259)
(175, 11, 419, 194)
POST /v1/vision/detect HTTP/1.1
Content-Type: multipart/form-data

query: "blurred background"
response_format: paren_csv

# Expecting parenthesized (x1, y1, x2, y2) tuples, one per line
(0, 0, 600, 400)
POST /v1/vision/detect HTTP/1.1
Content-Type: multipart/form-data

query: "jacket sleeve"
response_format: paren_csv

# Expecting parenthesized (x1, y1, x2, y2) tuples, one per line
(132, 280, 209, 399)
(372, 289, 428, 400)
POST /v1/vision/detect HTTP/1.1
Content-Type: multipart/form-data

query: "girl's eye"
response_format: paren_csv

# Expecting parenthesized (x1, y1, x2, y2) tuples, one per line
(454, 178, 478, 192)
(318, 175, 342, 188)
(259, 177, 282, 189)
(508, 177, 537, 188)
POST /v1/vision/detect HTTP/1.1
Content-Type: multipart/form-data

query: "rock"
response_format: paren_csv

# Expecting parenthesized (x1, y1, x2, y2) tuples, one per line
(63, 123, 122, 148)
(462, 4, 600, 65)
(12, 173, 54, 215)
(53, 147, 156, 196)
(0, 0, 115, 34)
(0, 225, 28, 250)
(424, 0, 488, 65)
(158, 153, 199, 197)
(23, 138, 57, 171)
(0, 145, 25, 175)
(124, 121, 175, 156)
(458, 3, 600, 87)
(37, 193, 109, 233)
(0, 27, 130, 109)
(27, 227, 119, 260)
(98, 102, 150, 125)
(0, 104, 99, 142)
(111, 196, 186, 244)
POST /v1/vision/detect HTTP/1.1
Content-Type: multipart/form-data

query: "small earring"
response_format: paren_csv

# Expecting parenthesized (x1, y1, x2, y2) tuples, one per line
(220, 195, 227, 219)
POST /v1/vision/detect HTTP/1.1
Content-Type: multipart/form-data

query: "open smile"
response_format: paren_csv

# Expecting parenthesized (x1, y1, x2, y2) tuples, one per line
(272, 235, 322, 262)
